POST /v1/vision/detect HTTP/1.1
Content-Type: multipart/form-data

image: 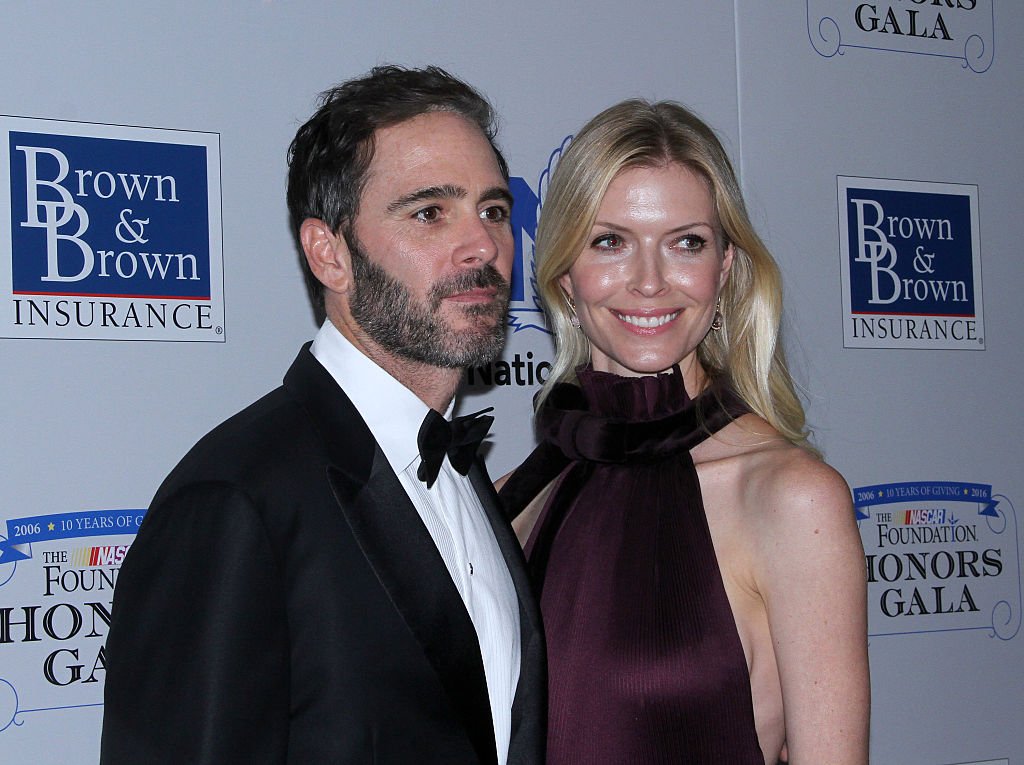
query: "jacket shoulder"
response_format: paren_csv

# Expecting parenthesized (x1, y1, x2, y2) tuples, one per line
(155, 384, 329, 504)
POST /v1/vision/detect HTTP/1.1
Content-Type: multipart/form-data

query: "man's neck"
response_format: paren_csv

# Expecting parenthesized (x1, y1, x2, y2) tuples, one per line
(330, 315, 461, 413)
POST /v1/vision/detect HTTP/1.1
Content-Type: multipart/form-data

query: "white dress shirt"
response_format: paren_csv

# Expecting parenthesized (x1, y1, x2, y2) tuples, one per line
(311, 320, 521, 764)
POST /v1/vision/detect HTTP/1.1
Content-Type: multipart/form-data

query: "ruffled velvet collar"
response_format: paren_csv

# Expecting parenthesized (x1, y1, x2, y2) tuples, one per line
(537, 366, 747, 464)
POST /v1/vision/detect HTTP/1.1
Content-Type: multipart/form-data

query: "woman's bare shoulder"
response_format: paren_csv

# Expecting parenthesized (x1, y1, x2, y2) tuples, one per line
(702, 412, 845, 485)
(697, 413, 854, 539)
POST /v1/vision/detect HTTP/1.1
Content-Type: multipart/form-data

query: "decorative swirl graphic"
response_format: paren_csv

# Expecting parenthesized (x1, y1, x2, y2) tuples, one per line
(807, 3, 842, 58)
(0, 533, 19, 588)
(962, 34, 993, 74)
(988, 494, 1020, 640)
(0, 679, 21, 733)
(0, 678, 105, 733)
(985, 495, 1008, 535)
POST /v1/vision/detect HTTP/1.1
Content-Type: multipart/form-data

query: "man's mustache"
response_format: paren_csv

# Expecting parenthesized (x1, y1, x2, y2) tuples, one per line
(428, 265, 511, 309)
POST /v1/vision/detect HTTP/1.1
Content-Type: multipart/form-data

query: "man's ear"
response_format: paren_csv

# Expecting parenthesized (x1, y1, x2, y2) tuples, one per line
(300, 218, 352, 295)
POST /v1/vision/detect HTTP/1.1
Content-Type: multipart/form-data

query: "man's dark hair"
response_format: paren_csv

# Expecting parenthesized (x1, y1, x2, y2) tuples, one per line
(287, 65, 509, 310)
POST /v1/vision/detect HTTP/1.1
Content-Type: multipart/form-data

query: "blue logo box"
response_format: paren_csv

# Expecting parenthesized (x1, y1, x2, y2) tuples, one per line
(844, 185, 974, 317)
(837, 176, 983, 351)
(9, 130, 211, 300)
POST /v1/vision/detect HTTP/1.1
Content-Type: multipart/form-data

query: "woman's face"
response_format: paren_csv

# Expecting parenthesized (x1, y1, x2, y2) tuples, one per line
(560, 163, 733, 382)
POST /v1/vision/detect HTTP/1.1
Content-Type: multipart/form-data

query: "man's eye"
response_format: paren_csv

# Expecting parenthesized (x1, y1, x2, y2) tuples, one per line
(481, 206, 509, 223)
(414, 206, 441, 222)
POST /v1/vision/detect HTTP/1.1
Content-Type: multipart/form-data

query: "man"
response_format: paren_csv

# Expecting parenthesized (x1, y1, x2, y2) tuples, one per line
(100, 66, 545, 764)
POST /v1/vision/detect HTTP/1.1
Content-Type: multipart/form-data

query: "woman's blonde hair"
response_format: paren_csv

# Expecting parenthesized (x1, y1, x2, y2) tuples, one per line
(535, 99, 810, 447)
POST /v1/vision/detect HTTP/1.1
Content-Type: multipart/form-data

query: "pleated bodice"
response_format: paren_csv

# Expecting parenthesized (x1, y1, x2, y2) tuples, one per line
(500, 367, 764, 764)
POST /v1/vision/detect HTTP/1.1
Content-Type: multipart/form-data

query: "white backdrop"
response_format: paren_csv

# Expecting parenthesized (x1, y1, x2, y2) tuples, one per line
(0, 2, 1019, 763)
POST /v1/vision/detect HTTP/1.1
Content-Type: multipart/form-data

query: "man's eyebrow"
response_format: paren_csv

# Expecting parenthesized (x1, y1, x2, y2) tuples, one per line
(386, 184, 465, 213)
(480, 186, 515, 209)
(386, 184, 514, 213)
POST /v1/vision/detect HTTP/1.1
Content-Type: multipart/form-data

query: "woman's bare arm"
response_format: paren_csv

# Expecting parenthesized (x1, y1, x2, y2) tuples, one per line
(753, 455, 870, 764)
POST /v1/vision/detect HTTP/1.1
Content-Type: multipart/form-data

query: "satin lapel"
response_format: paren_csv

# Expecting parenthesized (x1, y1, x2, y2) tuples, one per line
(330, 455, 497, 765)
(469, 460, 547, 761)
(283, 346, 497, 765)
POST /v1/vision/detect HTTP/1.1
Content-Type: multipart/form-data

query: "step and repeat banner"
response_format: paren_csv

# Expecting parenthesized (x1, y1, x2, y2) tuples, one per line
(735, 4, 1022, 763)
(1, 2, 1020, 763)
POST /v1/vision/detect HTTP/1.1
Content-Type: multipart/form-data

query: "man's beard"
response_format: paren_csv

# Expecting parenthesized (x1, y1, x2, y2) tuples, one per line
(347, 236, 510, 369)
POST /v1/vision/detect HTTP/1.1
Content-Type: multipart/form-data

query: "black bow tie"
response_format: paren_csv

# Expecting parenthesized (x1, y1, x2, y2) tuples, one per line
(416, 407, 494, 489)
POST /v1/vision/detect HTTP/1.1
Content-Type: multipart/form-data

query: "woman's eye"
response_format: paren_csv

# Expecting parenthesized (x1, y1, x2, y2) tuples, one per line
(414, 206, 441, 222)
(480, 205, 509, 223)
(677, 234, 708, 251)
(591, 233, 623, 250)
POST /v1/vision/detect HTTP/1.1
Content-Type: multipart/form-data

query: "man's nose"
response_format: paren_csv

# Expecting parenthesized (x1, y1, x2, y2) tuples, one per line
(453, 213, 501, 266)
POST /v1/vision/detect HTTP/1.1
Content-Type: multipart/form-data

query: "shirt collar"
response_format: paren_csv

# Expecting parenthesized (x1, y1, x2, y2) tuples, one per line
(310, 320, 452, 475)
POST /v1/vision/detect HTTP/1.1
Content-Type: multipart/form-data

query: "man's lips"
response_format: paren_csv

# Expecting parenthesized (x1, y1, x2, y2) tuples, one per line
(444, 287, 499, 303)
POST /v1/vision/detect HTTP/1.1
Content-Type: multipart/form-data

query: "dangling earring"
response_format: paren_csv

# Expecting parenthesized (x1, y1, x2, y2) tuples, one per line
(566, 293, 580, 328)
(711, 298, 723, 332)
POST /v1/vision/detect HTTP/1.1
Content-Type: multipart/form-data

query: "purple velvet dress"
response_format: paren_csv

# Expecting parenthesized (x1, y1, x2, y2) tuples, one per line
(500, 367, 764, 764)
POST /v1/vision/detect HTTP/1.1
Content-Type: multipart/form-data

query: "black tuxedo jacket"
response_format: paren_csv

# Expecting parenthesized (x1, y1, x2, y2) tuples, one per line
(100, 345, 546, 764)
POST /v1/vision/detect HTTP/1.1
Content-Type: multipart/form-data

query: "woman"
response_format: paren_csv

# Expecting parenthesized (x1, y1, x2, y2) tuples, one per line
(499, 100, 869, 764)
